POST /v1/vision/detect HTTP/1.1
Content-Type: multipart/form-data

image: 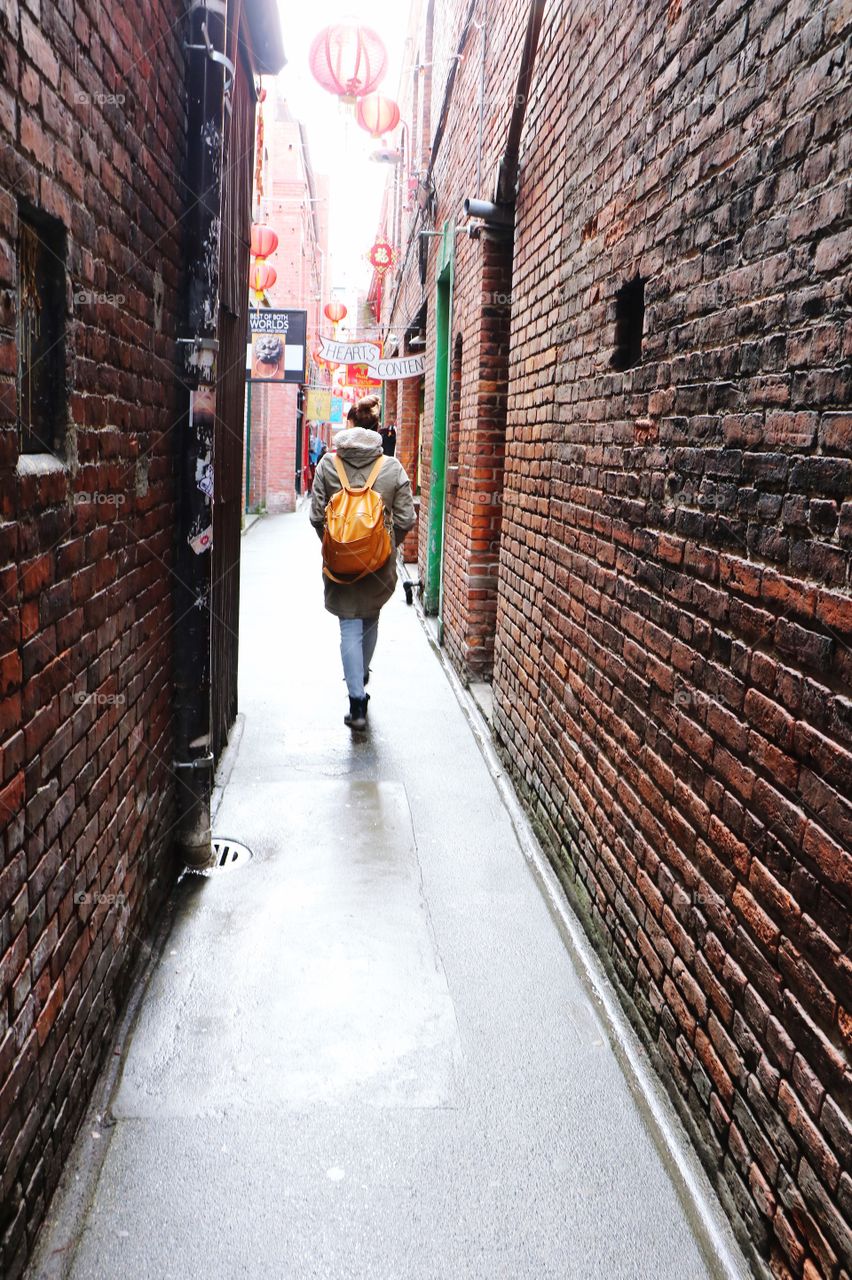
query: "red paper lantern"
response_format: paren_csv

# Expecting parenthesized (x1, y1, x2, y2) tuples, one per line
(324, 301, 347, 324)
(356, 93, 401, 138)
(309, 23, 387, 100)
(250, 224, 278, 260)
(250, 262, 277, 293)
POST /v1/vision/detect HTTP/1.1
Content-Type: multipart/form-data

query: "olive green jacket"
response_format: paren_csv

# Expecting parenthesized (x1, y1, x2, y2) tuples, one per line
(310, 428, 416, 619)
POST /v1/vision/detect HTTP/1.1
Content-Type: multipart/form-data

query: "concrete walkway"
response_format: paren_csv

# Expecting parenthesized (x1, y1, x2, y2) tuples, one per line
(32, 511, 745, 1280)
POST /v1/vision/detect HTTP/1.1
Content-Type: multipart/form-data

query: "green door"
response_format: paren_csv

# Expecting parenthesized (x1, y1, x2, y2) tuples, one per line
(425, 226, 454, 619)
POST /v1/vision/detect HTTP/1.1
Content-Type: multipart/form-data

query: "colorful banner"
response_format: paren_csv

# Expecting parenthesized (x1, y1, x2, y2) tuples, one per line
(305, 389, 332, 421)
(317, 336, 424, 381)
(330, 397, 344, 424)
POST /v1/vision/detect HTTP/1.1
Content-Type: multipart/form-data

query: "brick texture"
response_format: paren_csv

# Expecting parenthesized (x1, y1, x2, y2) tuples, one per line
(391, 0, 852, 1275)
(0, 3, 187, 1274)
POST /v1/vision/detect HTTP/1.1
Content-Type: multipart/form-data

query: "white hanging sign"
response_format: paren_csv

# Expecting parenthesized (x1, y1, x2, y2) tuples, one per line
(318, 336, 425, 381)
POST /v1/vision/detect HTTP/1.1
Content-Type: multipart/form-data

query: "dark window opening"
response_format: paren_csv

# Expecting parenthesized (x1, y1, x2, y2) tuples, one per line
(17, 203, 66, 455)
(611, 275, 645, 371)
(447, 332, 462, 489)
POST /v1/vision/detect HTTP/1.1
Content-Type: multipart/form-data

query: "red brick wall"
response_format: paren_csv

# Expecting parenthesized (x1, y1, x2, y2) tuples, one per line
(0, 3, 186, 1273)
(407, 0, 852, 1275)
(266, 384, 298, 513)
(384, 377, 399, 427)
(398, 364, 422, 563)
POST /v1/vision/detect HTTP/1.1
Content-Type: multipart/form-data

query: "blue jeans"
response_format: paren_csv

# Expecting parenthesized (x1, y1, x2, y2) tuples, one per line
(339, 616, 379, 698)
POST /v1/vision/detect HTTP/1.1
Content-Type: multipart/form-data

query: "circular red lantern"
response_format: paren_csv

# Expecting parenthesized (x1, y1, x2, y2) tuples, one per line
(324, 301, 347, 324)
(250, 224, 278, 260)
(309, 24, 388, 100)
(356, 93, 401, 138)
(250, 262, 277, 293)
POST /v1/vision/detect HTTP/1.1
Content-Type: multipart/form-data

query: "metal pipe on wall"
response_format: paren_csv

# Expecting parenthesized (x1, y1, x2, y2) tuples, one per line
(173, 0, 229, 868)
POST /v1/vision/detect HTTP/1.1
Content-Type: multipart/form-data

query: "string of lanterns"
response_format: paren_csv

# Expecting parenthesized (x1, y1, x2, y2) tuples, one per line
(309, 22, 401, 142)
(309, 23, 404, 329)
(249, 222, 279, 305)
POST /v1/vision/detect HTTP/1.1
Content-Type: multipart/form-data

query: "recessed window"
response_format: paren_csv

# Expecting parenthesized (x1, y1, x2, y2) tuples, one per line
(17, 203, 66, 454)
(611, 276, 645, 371)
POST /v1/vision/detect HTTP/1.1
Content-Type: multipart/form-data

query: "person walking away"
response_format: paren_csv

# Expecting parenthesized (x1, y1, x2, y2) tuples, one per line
(310, 396, 415, 729)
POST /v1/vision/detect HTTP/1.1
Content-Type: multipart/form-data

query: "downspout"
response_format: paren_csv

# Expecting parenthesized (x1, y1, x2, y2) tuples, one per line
(173, 0, 230, 867)
(462, 0, 544, 233)
(475, 17, 486, 200)
(495, 0, 545, 205)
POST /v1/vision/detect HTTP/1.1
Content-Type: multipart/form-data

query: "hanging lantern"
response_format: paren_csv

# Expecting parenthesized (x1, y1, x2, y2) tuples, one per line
(356, 93, 401, 138)
(250, 261, 277, 302)
(251, 224, 278, 260)
(309, 23, 387, 101)
(324, 301, 347, 325)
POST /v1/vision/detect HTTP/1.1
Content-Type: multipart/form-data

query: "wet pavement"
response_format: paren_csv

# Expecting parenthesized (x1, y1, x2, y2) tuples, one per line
(30, 510, 747, 1280)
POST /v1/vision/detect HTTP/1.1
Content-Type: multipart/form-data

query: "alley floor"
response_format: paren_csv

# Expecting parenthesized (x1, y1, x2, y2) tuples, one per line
(31, 511, 747, 1280)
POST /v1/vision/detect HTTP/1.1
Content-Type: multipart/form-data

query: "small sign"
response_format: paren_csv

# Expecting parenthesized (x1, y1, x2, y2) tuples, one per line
(188, 525, 213, 554)
(247, 309, 307, 383)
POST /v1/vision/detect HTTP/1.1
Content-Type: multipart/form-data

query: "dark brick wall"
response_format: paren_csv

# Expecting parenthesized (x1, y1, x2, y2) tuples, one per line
(0, 2, 186, 1273)
(404, 0, 852, 1274)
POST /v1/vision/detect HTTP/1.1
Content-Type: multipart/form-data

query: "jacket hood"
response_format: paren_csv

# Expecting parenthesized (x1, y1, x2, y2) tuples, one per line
(333, 426, 383, 468)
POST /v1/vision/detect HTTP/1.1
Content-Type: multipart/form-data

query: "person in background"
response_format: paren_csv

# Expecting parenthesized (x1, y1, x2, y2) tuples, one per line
(310, 395, 415, 730)
(307, 430, 327, 493)
(379, 420, 397, 456)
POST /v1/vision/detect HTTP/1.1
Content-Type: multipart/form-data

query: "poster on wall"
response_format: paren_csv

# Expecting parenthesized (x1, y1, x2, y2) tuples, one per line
(305, 389, 332, 421)
(246, 309, 307, 383)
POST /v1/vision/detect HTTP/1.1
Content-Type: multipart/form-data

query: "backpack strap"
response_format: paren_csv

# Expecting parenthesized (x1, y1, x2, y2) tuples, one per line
(364, 455, 385, 491)
(331, 453, 350, 491)
(331, 453, 385, 494)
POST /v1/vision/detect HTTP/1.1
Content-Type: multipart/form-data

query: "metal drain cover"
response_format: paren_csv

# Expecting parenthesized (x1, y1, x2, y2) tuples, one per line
(195, 837, 253, 875)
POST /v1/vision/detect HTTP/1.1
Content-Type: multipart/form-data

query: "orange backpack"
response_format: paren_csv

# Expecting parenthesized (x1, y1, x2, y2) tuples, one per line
(322, 453, 392, 583)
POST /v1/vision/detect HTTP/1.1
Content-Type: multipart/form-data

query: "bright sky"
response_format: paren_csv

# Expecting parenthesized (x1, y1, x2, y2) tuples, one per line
(272, 2, 410, 323)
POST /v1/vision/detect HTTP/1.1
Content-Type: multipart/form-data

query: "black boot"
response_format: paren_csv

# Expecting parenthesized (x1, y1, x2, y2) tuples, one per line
(344, 696, 367, 730)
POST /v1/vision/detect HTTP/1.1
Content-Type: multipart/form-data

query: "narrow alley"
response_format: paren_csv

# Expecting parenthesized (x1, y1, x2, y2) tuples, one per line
(2, 2, 849, 1275)
(32, 510, 744, 1280)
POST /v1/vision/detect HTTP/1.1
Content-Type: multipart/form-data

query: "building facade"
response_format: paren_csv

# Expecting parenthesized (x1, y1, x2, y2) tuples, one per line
(383, 1, 852, 1276)
(246, 97, 329, 514)
(0, 2, 282, 1273)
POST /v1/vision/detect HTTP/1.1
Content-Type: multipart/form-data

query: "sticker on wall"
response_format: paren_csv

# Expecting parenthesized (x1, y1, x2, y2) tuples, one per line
(188, 525, 213, 554)
(197, 463, 214, 498)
